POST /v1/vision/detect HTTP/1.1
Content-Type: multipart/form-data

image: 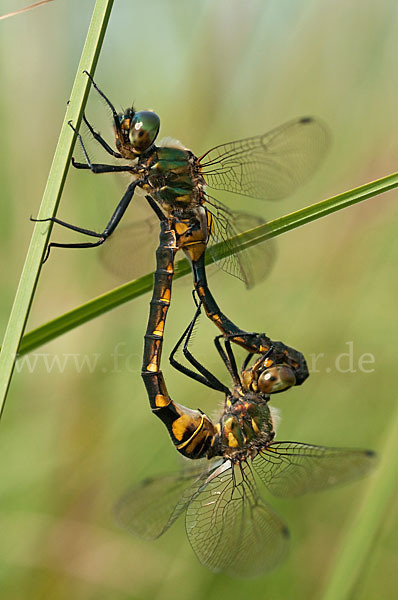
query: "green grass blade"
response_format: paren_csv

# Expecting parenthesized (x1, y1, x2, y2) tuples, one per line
(321, 402, 398, 600)
(0, 0, 114, 415)
(17, 170, 398, 356)
(233, 171, 398, 251)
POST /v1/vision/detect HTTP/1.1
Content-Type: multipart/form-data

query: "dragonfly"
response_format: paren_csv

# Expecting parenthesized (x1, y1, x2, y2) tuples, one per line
(34, 72, 329, 366)
(142, 217, 310, 442)
(116, 303, 375, 578)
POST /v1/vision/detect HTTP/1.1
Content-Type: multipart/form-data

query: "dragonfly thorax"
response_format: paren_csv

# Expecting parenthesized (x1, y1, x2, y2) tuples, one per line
(142, 146, 205, 212)
(218, 392, 275, 461)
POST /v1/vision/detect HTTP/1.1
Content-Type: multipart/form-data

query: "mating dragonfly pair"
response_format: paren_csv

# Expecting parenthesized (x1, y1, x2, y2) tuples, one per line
(37, 72, 375, 577)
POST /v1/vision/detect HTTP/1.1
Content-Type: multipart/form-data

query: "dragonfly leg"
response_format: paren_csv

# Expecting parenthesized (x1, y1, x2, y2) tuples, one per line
(213, 336, 241, 386)
(240, 343, 275, 374)
(169, 303, 229, 394)
(220, 331, 274, 368)
(240, 351, 254, 372)
(145, 194, 167, 222)
(83, 70, 123, 137)
(33, 179, 141, 262)
(71, 159, 135, 173)
(82, 112, 122, 158)
(69, 120, 133, 173)
(212, 323, 277, 356)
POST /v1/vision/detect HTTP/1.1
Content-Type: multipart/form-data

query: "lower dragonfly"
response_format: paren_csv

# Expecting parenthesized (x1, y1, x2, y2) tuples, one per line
(141, 218, 309, 447)
(34, 72, 328, 363)
(116, 302, 375, 578)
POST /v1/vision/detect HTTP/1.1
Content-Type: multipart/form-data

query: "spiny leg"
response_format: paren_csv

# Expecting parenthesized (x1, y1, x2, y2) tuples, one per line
(83, 70, 123, 138)
(214, 335, 241, 387)
(33, 178, 141, 262)
(241, 351, 255, 372)
(169, 303, 229, 394)
(68, 120, 132, 173)
(144, 194, 167, 222)
(81, 112, 122, 159)
(71, 160, 135, 173)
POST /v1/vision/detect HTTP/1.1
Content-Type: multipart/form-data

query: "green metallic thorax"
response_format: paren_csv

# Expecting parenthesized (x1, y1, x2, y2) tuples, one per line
(140, 145, 205, 210)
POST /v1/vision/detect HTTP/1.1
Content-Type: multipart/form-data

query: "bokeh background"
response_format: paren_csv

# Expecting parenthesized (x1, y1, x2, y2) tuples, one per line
(0, 1, 397, 598)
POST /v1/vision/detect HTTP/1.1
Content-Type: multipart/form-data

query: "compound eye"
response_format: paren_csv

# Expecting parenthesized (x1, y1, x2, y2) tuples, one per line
(258, 366, 296, 393)
(129, 110, 160, 153)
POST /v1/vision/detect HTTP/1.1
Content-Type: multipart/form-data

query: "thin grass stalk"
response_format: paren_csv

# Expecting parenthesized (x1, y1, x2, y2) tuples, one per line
(0, 0, 114, 415)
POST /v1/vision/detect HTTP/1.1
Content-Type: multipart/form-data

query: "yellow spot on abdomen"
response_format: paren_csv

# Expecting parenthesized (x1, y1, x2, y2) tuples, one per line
(153, 321, 165, 336)
(161, 289, 171, 302)
(155, 393, 170, 408)
(175, 222, 189, 235)
(173, 414, 202, 443)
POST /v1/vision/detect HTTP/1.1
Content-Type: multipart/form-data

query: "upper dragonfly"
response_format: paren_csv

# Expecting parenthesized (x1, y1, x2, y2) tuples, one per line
(35, 73, 329, 364)
(37, 71, 329, 290)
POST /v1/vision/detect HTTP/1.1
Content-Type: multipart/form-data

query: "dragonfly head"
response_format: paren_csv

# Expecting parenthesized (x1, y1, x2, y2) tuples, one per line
(242, 359, 297, 394)
(257, 365, 296, 394)
(128, 110, 160, 154)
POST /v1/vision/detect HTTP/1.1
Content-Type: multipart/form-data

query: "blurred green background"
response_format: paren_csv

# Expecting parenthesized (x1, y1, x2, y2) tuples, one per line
(0, 1, 397, 598)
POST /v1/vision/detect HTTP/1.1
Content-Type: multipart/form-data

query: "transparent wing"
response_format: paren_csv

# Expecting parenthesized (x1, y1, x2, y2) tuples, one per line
(100, 205, 273, 290)
(100, 217, 158, 281)
(114, 463, 207, 540)
(253, 442, 376, 498)
(206, 196, 276, 289)
(186, 461, 289, 577)
(199, 117, 329, 201)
